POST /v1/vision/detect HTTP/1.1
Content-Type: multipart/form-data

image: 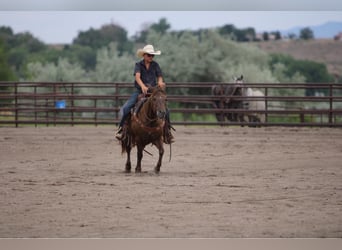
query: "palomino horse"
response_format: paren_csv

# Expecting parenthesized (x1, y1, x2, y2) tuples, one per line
(121, 87, 167, 173)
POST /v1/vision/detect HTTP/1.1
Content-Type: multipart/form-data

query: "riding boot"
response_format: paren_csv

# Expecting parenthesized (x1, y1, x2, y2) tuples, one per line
(115, 126, 123, 140)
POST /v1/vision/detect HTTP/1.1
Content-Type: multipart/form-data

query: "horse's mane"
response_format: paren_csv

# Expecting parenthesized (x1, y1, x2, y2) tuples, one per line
(149, 86, 166, 97)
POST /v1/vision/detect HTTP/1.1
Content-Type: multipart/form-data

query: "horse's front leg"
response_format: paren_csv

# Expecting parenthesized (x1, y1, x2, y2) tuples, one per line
(154, 140, 164, 173)
(125, 146, 131, 173)
(135, 145, 143, 173)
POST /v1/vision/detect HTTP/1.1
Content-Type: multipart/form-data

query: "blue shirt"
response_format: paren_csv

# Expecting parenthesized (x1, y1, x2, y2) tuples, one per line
(134, 60, 163, 90)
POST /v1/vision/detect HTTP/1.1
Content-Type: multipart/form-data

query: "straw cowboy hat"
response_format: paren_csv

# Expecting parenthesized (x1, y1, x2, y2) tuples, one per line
(137, 44, 161, 58)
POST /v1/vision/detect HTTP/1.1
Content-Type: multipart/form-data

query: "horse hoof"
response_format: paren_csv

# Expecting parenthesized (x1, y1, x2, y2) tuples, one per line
(135, 168, 141, 173)
(125, 165, 131, 173)
(154, 167, 160, 174)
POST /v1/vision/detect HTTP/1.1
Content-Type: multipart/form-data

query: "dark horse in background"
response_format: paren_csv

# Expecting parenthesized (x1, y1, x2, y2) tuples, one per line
(211, 75, 246, 123)
(120, 87, 168, 173)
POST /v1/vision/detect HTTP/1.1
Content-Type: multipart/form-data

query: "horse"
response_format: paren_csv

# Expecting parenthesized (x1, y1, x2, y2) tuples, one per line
(212, 75, 266, 125)
(245, 88, 266, 123)
(120, 87, 168, 173)
(211, 75, 246, 123)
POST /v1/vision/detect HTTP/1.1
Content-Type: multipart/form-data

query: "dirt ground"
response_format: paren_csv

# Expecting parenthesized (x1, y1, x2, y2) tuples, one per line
(0, 126, 342, 238)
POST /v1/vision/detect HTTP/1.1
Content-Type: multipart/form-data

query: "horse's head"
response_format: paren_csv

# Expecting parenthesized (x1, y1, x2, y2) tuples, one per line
(148, 87, 167, 120)
(234, 75, 244, 84)
(233, 75, 246, 96)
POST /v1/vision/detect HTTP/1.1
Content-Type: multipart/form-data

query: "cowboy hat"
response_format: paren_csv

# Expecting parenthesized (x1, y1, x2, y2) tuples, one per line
(137, 44, 161, 58)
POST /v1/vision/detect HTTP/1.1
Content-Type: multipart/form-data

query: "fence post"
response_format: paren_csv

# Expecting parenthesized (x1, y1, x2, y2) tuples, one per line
(53, 83, 56, 127)
(71, 83, 74, 127)
(14, 82, 18, 128)
(115, 83, 119, 122)
(34, 86, 37, 127)
(219, 83, 224, 123)
(264, 86, 268, 124)
(95, 99, 98, 127)
(329, 84, 333, 126)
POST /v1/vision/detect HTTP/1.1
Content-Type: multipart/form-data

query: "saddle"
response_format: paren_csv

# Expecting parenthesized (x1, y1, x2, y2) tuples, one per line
(133, 94, 147, 115)
(132, 88, 153, 115)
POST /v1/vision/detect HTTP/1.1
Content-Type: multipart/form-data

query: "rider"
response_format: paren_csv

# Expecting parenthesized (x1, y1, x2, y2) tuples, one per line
(115, 44, 174, 144)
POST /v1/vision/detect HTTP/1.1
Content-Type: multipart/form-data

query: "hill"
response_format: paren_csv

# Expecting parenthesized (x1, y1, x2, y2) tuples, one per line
(254, 39, 342, 79)
(280, 21, 342, 39)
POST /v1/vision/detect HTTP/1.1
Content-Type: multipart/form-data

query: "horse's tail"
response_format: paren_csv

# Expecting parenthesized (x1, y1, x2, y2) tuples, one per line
(121, 137, 127, 154)
(120, 119, 132, 154)
(121, 131, 133, 154)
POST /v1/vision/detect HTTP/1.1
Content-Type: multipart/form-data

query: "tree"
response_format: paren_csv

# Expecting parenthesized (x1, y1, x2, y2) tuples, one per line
(269, 53, 334, 95)
(288, 33, 297, 40)
(218, 24, 236, 36)
(300, 27, 314, 40)
(150, 18, 171, 35)
(0, 39, 16, 106)
(272, 31, 282, 40)
(0, 26, 14, 45)
(27, 57, 88, 82)
(0, 39, 16, 82)
(63, 44, 97, 70)
(73, 23, 133, 54)
(134, 18, 171, 43)
(94, 43, 133, 83)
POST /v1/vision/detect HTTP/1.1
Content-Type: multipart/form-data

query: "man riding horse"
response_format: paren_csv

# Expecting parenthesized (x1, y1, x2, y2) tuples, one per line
(116, 44, 174, 144)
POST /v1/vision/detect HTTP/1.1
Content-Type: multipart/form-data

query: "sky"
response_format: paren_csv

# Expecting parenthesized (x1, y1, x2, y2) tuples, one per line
(1, 0, 342, 11)
(1, 11, 342, 44)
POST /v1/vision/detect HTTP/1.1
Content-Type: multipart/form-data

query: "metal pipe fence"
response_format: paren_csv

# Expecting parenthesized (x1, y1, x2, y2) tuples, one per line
(0, 82, 341, 127)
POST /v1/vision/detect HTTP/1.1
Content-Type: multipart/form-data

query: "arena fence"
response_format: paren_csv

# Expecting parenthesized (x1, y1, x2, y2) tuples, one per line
(0, 82, 342, 127)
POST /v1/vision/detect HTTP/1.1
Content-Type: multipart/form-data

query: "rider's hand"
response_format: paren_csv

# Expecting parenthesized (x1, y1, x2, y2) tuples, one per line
(158, 82, 166, 90)
(141, 85, 149, 95)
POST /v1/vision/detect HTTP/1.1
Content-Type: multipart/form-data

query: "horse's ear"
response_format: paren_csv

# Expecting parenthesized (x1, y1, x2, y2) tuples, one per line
(240, 75, 243, 80)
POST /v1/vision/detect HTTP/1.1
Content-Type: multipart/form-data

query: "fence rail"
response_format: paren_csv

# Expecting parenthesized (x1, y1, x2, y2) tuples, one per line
(1, 82, 342, 127)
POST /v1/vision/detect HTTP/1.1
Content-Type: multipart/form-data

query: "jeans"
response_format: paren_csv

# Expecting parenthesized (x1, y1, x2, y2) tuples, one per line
(119, 90, 140, 127)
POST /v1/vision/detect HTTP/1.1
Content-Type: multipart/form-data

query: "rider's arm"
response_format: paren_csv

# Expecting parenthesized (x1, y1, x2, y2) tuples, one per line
(135, 72, 149, 94)
(157, 76, 166, 90)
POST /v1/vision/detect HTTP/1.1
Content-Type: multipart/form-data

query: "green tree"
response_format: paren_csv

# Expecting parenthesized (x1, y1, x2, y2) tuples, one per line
(0, 39, 16, 82)
(219, 24, 256, 41)
(0, 39, 16, 107)
(150, 18, 171, 34)
(63, 44, 97, 70)
(94, 43, 133, 82)
(146, 29, 277, 90)
(272, 31, 282, 40)
(218, 24, 236, 36)
(73, 23, 133, 55)
(134, 18, 172, 43)
(27, 57, 88, 82)
(300, 27, 314, 40)
(270, 54, 334, 95)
